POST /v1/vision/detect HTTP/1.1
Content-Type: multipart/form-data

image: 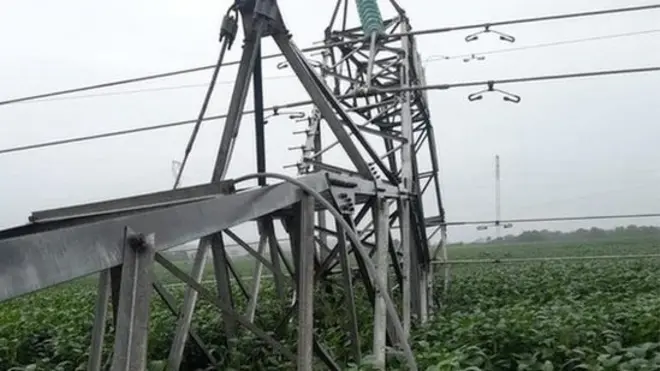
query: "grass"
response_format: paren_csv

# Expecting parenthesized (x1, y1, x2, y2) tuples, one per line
(0, 238, 658, 370)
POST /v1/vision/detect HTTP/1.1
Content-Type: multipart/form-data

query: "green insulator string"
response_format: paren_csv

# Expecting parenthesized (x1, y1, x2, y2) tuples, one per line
(355, 0, 385, 35)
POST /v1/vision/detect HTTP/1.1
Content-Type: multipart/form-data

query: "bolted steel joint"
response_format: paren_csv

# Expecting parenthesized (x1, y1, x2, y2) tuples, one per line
(127, 233, 149, 252)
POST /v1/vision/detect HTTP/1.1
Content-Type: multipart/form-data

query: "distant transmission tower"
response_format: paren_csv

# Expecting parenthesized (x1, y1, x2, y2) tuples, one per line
(495, 155, 501, 239)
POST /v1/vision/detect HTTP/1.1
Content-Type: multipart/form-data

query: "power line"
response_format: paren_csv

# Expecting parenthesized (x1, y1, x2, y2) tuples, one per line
(441, 212, 660, 227)
(12, 26, 659, 105)
(388, 65, 660, 94)
(404, 3, 660, 38)
(0, 101, 301, 155)
(1, 65, 659, 155)
(10, 76, 295, 104)
(428, 28, 660, 62)
(431, 254, 660, 265)
(2, 3, 659, 107)
(173, 31, 233, 190)
(0, 65, 218, 107)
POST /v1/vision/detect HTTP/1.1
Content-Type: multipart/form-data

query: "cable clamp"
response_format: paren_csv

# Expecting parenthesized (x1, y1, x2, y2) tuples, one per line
(465, 25, 515, 43)
(220, 8, 239, 49)
(468, 80, 521, 103)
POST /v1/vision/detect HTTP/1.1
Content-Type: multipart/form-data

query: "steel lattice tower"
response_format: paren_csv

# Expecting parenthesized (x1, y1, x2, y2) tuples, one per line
(0, 0, 447, 370)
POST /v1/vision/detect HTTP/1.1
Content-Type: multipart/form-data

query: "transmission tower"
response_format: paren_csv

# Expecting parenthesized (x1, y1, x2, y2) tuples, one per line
(0, 0, 445, 370)
(496, 154, 501, 239)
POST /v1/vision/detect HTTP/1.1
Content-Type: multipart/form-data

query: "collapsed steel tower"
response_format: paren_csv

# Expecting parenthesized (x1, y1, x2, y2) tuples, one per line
(0, 0, 446, 370)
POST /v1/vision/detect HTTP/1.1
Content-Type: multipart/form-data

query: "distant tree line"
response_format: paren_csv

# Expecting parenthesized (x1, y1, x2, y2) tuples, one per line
(487, 225, 660, 244)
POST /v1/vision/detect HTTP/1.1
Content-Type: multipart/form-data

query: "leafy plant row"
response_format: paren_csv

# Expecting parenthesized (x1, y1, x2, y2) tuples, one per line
(0, 250, 658, 370)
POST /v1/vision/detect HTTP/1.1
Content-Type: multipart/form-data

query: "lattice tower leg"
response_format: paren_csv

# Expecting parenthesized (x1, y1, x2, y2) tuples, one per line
(297, 194, 316, 371)
(373, 197, 390, 369)
(246, 233, 268, 322)
(110, 231, 156, 371)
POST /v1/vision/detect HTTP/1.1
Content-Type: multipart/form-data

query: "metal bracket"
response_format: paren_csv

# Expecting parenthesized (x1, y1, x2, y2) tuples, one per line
(329, 185, 357, 216)
(462, 53, 486, 63)
(267, 106, 307, 123)
(465, 25, 515, 43)
(220, 8, 239, 49)
(467, 81, 521, 103)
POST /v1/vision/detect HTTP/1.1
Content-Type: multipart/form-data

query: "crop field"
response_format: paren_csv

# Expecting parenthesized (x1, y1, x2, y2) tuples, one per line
(0, 237, 658, 370)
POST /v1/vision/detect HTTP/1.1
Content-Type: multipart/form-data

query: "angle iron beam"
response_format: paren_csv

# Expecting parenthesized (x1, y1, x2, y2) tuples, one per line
(29, 181, 236, 223)
(372, 198, 389, 369)
(154, 253, 296, 361)
(0, 173, 331, 302)
(313, 198, 375, 276)
(211, 233, 237, 336)
(88, 269, 111, 371)
(334, 219, 362, 361)
(320, 203, 401, 275)
(302, 160, 364, 179)
(167, 237, 211, 370)
(269, 224, 296, 278)
(253, 44, 267, 185)
(211, 14, 268, 182)
(326, 0, 343, 33)
(398, 104, 414, 336)
(355, 124, 406, 142)
(313, 235, 333, 257)
(387, 230, 404, 292)
(110, 231, 155, 371)
(246, 234, 267, 321)
(152, 281, 218, 366)
(297, 195, 315, 371)
(223, 249, 252, 300)
(109, 266, 122, 328)
(313, 337, 342, 371)
(224, 228, 289, 283)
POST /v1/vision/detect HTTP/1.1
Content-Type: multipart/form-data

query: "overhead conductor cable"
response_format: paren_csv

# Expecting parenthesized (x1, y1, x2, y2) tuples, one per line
(172, 8, 238, 189)
(1, 3, 659, 107)
(2, 65, 660, 155)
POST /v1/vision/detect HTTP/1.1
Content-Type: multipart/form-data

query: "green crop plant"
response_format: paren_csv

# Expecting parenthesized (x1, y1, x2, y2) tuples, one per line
(0, 239, 658, 370)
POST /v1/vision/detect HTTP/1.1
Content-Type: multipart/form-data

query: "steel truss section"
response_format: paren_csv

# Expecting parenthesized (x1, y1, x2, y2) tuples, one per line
(0, 0, 446, 370)
(290, 0, 448, 319)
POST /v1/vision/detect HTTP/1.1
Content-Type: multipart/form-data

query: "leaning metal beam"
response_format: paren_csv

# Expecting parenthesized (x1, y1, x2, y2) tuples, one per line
(211, 13, 267, 182)
(88, 269, 111, 371)
(152, 281, 217, 365)
(210, 233, 236, 336)
(0, 172, 331, 302)
(246, 234, 267, 321)
(263, 217, 287, 298)
(167, 238, 210, 370)
(156, 10, 269, 365)
(29, 181, 235, 223)
(154, 253, 296, 361)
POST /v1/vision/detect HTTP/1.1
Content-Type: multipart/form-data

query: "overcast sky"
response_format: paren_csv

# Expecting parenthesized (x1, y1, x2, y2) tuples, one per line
(1, 0, 660, 243)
